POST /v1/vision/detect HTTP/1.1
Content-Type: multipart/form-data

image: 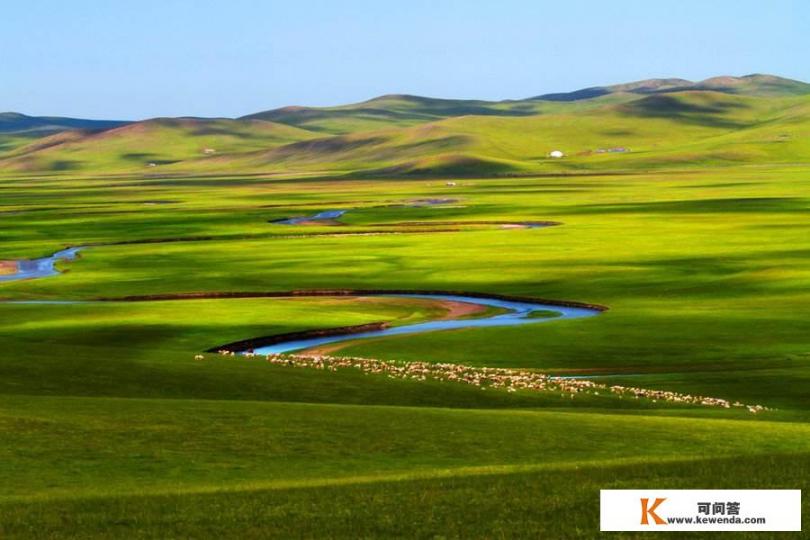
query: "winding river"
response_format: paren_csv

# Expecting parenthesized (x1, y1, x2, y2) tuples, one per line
(252, 294, 600, 354)
(272, 210, 348, 225)
(0, 247, 81, 282)
(1, 211, 603, 353)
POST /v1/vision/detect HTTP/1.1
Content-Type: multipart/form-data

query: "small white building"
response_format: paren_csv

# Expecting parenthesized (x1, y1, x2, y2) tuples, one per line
(548, 150, 564, 159)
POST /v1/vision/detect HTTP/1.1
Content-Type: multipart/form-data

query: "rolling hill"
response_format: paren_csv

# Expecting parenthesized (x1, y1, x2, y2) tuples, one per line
(239, 92, 645, 136)
(0, 112, 130, 135)
(0, 112, 132, 158)
(532, 73, 810, 101)
(0, 117, 318, 172)
(243, 75, 810, 133)
(173, 90, 810, 176)
(2, 74, 808, 176)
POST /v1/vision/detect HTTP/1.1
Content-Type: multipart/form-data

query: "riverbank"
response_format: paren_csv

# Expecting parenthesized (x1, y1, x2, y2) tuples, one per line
(0, 247, 81, 283)
(0, 261, 18, 275)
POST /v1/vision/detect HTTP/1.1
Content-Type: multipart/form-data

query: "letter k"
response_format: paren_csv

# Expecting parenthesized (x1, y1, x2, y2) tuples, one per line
(640, 497, 667, 525)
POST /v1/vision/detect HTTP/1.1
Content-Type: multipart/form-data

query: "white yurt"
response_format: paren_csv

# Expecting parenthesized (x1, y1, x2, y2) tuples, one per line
(549, 150, 564, 159)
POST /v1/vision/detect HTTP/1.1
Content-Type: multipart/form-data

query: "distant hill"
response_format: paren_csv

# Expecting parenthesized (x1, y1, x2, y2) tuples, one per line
(0, 117, 317, 172)
(240, 75, 810, 134)
(536, 78, 693, 101)
(240, 94, 550, 135)
(239, 93, 639, 135)
(2, 74, 809, 176)
(222, 90, 809, 177)
(0, 112, 130, 135)
(687, 74, 810, 96)
(533, 74, 810, 102)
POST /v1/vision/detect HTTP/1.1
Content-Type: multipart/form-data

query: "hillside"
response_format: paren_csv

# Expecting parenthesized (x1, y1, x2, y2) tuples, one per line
(243, 75, 810, 135)
(0, 112, 129, 135)
(239, 93, 635, 135)
(176, 91, 810, 176)
(2, 74, 809, 176)
(0, 112, 132, 159)
(0, 117, 318, 172)
(240, 95, 538, 135)
(533, 74, 810, 101)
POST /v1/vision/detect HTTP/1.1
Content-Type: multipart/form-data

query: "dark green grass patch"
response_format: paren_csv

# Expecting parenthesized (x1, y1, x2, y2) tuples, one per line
(1, 395, 808, 502)
(1, 454, 807, 539)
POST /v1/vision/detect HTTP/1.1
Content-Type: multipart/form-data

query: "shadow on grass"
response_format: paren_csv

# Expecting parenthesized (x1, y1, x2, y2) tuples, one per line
(1, 453, 806, 539)
(620, 94, 752, 129)
(567, 197, 810, 214)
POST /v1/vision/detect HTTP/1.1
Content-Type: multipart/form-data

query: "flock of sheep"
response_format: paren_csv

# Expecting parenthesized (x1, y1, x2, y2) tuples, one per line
(205, 351, 768, 413)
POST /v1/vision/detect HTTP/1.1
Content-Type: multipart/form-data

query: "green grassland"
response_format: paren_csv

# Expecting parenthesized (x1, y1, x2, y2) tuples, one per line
(2, 75, 810, 537)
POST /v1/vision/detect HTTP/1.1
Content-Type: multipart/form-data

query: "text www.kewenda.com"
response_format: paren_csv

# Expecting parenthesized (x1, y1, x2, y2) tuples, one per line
(667, 516, 767, 525)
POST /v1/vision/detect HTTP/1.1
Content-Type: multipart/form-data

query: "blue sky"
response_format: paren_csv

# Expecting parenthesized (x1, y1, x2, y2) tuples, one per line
(3, 0, 808, 119)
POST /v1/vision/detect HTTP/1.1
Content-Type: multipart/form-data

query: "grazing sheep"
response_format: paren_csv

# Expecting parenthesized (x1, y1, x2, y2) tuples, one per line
(243, 353, 769, 413)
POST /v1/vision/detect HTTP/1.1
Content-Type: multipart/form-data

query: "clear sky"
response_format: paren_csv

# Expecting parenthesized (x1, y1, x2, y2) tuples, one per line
(4, 0, 808, 120)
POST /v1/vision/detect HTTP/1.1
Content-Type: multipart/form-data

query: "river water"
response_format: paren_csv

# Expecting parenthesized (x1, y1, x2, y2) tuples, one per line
(253, 293, 600, 354)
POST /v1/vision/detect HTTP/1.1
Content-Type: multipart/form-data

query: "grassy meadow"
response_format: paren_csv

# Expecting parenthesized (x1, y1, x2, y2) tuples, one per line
(2, 165, 810, 537)
(2, 77, 810, 537)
